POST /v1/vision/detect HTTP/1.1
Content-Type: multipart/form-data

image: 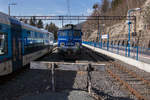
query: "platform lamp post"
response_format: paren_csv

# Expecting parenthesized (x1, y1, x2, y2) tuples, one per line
(8, 3, 17, 16)
(127, 8, 141, 57)
(101, 24, 105, 48)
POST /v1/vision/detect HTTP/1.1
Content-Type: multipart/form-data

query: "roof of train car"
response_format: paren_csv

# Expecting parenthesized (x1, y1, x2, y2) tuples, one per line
(20, 22, 48, 34)
(0, 11, 49, 34)
(0, 12, 11, 25)
(59, 24, 81, 31)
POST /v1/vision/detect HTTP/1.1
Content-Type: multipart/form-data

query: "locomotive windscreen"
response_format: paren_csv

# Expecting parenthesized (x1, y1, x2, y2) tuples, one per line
(73, 31, 81, 37)
(59, 32, 67, 37)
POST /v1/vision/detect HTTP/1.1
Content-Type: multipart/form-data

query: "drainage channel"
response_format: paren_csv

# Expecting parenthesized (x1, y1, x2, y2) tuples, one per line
(30, 61, 105, 100)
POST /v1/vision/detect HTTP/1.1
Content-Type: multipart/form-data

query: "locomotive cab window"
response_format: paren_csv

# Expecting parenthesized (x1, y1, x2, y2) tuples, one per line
(59, 32, 67, 37)
(0, 32, 8, 55)
(73, 31, 81, 37)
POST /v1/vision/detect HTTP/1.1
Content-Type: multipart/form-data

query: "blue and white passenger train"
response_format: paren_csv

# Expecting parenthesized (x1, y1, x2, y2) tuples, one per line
(57, 24, 82, 56)
(0, 12, 54, 76)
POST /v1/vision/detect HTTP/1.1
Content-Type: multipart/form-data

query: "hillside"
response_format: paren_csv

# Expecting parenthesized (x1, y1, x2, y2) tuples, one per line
(82, 0, 150, 48)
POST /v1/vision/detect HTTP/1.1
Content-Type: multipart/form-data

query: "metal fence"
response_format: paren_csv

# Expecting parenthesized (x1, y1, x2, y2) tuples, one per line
(83, 41, 150, 63)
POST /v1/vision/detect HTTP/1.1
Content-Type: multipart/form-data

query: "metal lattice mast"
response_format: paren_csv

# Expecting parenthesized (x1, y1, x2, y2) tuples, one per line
(67, 0, 72, 24)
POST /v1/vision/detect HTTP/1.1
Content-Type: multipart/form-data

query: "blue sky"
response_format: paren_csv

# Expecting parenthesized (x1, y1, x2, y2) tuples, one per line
(0, 0, 102, 27)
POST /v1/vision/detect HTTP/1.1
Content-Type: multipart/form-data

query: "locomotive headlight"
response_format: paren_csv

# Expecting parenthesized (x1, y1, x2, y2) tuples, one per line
(75, 42, 80, 47)
(60, 42, 65, 47)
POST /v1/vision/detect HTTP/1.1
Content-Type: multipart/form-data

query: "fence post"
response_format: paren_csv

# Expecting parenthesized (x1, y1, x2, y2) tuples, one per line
(87, 64, 92, 94)
(107, 33, 109, 51)
(125, 46, 127, 56)
(112, 44, 113, 52)
(136, 46, 139, 60)
(117, 45, 119, 54)
(51, 63, 55, 92)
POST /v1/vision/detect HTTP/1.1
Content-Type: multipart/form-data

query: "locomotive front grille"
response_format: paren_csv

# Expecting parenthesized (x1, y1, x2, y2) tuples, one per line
(66, 42, 74, 46)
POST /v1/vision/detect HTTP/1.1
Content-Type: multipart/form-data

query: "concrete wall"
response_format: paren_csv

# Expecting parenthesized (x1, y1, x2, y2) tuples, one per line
(83, 44, 150, 73)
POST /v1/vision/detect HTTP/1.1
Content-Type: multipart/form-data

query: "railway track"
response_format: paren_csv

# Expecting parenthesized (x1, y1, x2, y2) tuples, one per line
(29, 47, 150, 100)
(2, 46, 150, 100)
(106, 62, 150, 100)
(86, 48, 150, 100)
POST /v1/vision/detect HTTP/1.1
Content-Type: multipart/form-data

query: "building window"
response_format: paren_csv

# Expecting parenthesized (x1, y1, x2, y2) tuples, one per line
(0, 32, 8, 55)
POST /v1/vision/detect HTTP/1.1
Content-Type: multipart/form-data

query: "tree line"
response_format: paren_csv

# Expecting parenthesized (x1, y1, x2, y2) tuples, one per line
(82, 0, 146, 40)
(20, 17, 58, 40)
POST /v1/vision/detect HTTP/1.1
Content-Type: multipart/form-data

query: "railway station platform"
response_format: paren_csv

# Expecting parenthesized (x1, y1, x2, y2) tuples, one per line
(83, 43, 150, 73)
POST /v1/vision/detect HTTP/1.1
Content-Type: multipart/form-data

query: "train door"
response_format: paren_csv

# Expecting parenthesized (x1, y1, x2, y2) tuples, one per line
(10, 18, 22, 71)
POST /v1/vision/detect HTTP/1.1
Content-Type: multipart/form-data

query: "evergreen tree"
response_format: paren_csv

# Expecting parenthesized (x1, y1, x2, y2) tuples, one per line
(29, 16, 36, 26)
(32, 16, 37, 26)
(24, 20, 28, 24)
(46, 22, 58, 40)
(93, 3, 99, 10)
(101, 0, 110, 14)
(111, 0, 122, 9)
(37, 19, 43, 28)
(20, 18, 23, 21)
(29, 18, 36, 26)
(45, 24, 49, 30)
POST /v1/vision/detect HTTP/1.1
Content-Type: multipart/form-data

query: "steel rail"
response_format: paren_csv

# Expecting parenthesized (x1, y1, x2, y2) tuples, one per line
(113, 62, 150, 87)
(106, 67, 147, 100)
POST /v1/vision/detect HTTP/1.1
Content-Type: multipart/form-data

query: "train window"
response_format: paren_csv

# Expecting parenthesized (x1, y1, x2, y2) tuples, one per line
(59, 32, 67, 36)
(0, 32, 8, 55)
(73, 31, 81, 37)
(27, 31, 31, 37)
